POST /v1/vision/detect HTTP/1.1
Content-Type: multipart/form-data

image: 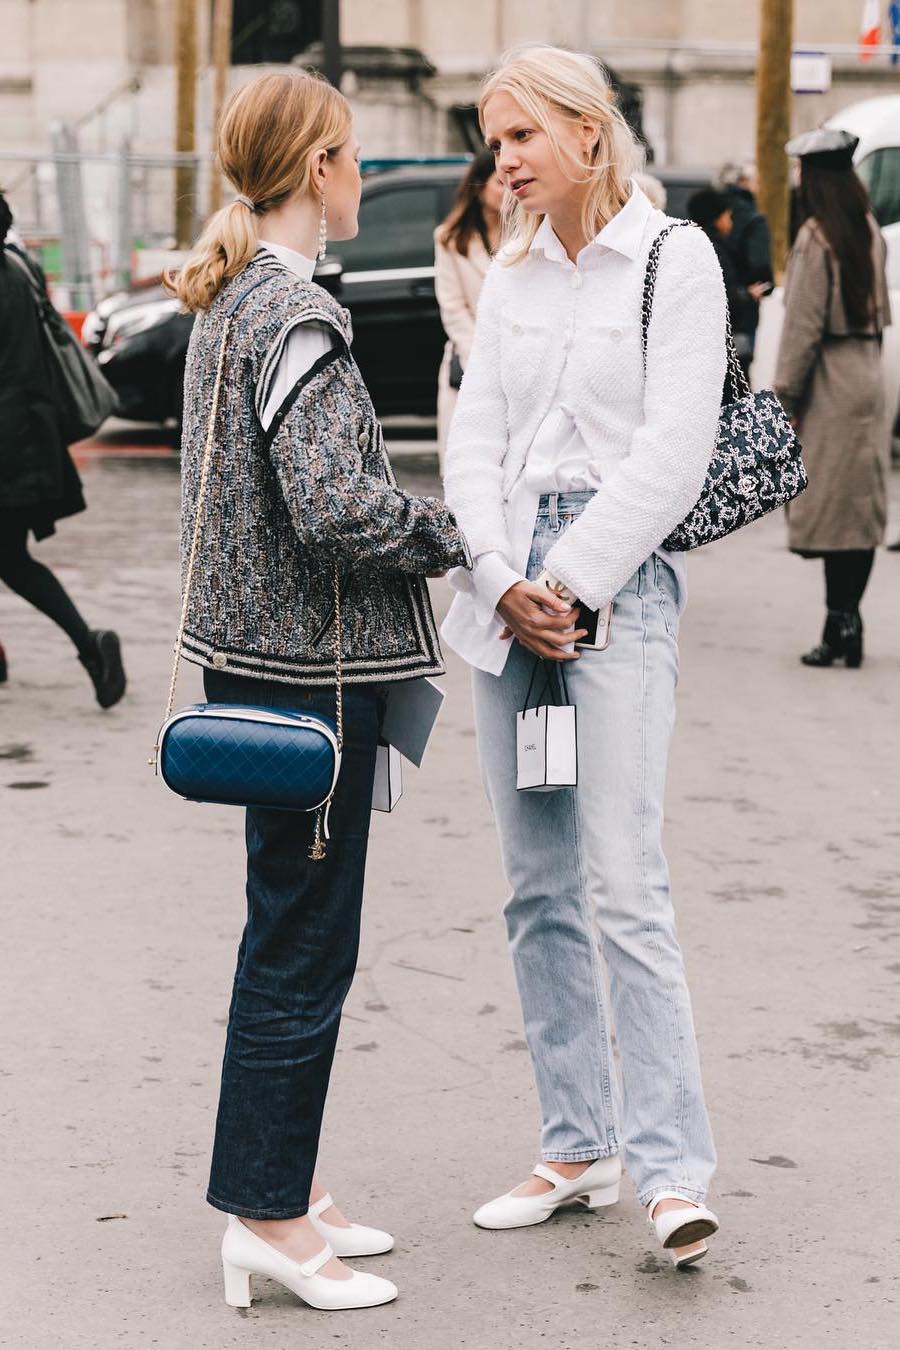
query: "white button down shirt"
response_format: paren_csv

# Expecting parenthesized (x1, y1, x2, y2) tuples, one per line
(441, 183, 727, 675)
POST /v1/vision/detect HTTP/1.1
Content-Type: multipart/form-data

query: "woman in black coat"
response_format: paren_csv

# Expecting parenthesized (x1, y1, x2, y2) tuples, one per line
(0, 194, 125, 705)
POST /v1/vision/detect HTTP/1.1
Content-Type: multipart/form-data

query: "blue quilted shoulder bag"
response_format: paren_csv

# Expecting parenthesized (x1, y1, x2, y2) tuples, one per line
(151, 275, 342, 860)
(644, 221, 808, 552)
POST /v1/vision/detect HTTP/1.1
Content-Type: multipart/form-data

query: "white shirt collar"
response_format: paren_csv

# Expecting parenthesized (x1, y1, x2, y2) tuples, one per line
(528, 179, 653, 265)
(257, 239, 317, 280)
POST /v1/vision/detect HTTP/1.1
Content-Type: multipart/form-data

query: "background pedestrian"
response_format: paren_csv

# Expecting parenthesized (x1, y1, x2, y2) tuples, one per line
(718, 162, 774, 371)
(687, 187, 770, 377)
(775, 128, 891, 668)
(0, 191, 125, 707)
(434, 149, 503, 468)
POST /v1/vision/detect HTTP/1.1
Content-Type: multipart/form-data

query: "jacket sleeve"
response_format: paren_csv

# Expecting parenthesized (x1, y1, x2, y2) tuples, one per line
(774, 226, 830, 418)
(543, 226, 728, 611)
(267, 350, 469, 574)
(434, 234, 477, 368)
(442, 262, 512, 560)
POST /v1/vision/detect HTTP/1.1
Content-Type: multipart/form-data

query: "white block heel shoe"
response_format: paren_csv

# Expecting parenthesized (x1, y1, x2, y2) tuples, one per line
(473, 1156, 622, 1231)
(308, 1192, 394, 1257)
(648, 1191, 719, 1269)
(221, 1218, 398, 1311)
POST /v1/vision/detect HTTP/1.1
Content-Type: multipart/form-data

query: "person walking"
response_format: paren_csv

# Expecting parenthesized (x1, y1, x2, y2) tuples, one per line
(169, 71, 470, 1314)
(718, 162, 774, 372)
(434, 149, 503, 467)
(775, 128, 891, 668)
(688, 188, 770, 378)
(442, 45, 727, 1269)
(0, 193, 125, 707)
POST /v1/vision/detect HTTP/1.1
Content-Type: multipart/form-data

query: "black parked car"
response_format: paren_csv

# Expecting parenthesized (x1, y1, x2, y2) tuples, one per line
(83, 164, 712, 428)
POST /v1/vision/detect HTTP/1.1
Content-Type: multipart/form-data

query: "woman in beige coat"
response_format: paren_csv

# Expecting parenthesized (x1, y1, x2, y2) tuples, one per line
(434, 150, 503, 466)
(775, 128, 891, 668)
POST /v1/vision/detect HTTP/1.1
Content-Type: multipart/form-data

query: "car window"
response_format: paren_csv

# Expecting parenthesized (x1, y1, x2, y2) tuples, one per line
(857, 148, 900, 228)
(336, 184, 443, 272)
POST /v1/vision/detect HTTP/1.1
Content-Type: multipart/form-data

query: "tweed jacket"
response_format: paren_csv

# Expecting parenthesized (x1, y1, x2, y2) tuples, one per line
(180, 251, 468, 684)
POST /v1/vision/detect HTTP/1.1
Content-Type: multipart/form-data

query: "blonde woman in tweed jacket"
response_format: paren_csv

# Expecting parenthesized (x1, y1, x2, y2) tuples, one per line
(170, 72, 469, 1316)
(442, 47, 727, 1269)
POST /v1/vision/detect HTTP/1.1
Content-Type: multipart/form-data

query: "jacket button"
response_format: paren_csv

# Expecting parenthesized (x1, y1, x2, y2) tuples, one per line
(610, 328, 623, 342)
(511, 323, 523, 336)
(358, 430, 370, 449)
(211, 652, 227, 669)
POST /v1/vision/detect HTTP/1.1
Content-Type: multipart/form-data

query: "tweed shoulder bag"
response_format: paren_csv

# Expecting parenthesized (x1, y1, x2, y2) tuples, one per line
(644, 221, 808, 552)
(151, 275, 342, 861)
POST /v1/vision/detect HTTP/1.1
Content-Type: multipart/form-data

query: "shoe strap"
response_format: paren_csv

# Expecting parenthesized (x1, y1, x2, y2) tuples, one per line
(532, 1163, 567, 1189)
(299, 1242, 334, 1277)
(308, 1193, 334, 1218)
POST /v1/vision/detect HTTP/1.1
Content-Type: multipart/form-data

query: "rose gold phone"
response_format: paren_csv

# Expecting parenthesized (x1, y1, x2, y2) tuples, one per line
(575, 601, 613, 651)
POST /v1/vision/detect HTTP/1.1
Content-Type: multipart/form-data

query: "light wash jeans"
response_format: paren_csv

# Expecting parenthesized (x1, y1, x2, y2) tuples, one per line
(472, 492, 716, 1207)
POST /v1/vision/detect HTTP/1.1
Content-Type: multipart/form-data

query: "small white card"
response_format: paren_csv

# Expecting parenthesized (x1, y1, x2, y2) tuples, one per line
(516, 704, 578, 792)
(372, 743, 403, 812)
(380, 677, 445, 768)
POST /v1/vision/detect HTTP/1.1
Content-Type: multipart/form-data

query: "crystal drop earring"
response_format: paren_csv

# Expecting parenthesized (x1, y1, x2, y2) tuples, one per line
(318, 195, 328, 262)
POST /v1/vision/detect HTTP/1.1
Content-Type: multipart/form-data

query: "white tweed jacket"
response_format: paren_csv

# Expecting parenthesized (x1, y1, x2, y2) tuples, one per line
(442, 189, 728, 637)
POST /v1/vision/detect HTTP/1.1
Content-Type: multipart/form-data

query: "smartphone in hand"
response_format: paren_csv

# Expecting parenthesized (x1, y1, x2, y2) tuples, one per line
(574, 601, 613, 651)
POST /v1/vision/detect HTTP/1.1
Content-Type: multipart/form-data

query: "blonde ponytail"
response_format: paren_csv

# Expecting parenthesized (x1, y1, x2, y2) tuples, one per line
(168, 70, 352, 312)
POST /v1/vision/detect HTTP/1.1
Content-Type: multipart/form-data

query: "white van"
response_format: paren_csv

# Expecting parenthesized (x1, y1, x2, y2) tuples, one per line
(753, 95, 900, 427)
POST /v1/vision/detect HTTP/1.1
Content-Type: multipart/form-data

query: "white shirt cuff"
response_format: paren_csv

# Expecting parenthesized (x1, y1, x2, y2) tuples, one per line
(471, 552, 522, 626)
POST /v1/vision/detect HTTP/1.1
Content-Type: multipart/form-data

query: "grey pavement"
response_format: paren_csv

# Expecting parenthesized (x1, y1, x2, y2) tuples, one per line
(1, 443, 899, 1349)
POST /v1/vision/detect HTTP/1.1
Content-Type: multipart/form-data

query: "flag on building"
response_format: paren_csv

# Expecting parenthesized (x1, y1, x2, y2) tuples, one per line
(859, 0, 881, 60)
(890, 2, 900, 64)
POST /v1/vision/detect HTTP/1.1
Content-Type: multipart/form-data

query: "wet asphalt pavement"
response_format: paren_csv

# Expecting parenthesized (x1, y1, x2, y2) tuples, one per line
(1, 430, 899, 1348)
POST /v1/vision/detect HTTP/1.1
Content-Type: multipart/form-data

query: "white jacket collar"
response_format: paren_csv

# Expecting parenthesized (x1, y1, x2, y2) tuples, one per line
(529, 179, 653, 264)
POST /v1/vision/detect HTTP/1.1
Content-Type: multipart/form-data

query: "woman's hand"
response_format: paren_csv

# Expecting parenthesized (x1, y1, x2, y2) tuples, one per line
(496, 581, 586, 662)
(748, 281, 771, 303)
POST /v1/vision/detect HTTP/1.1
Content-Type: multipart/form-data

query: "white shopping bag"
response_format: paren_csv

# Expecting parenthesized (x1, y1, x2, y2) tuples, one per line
(372, 742, 403, 812)
(516, 659, 577, 792)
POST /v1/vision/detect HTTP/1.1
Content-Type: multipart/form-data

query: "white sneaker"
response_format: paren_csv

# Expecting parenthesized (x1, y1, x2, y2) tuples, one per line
(221, 1218, 398, 1311)
(308, 1192, 394, 1257)
(647, 1191, 719, 1268)
(473, 1157, 622, 1230)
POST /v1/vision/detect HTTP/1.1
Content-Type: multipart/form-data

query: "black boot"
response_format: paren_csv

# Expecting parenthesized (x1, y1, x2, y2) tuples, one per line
(840, 610, 863, 668)
(0, 641, 7, 684)
(801, 610, 845, 667)
(79, 629, 126, 708)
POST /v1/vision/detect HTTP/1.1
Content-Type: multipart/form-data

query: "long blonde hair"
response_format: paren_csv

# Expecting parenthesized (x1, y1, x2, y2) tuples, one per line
(169, 70, 352, 312)
(479, 45, 642, 266)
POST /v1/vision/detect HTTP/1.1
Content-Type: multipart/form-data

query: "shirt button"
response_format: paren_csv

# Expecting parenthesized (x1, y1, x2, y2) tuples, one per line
(211, 652, 227, 669)
(511, 322, 524, 335)
(358, 430, 370, 449)
(571, 273, 583, 290)
(610, 328, 623, 342)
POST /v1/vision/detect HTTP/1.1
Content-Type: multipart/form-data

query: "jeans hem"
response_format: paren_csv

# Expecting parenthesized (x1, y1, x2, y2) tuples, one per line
(638, 1183, 707, 1209)
(207, 1191, 309, 1220)
(541, 1146, 618, 1163)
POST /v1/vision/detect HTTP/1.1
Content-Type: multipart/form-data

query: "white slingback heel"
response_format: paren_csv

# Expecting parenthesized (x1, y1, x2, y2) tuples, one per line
(221, 1218, 398, 1311)
(473, 1156, 622, 1230)
(647, 1191, 719, 1269)
(307, 1192, 394, 1257)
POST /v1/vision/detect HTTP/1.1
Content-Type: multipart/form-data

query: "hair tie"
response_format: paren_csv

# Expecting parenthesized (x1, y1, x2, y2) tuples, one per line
(234, 193, 256, 211)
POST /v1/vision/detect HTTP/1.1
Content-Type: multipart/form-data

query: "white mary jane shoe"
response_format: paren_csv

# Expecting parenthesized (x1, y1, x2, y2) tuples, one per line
(473, 1156, 622, 1231)
(308, 1192, 394, 1257)
(647, 1191, 719, 1269)
(221, 1218, 398, 1311)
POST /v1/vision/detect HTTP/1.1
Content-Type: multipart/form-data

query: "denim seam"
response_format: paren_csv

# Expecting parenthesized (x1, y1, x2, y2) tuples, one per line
(639, 1182, 707, 1209)
(207, 1189, 310, 1220)
(542, 1147, 617, 1162)
(569, 778, 620, 1155)
(637, 570, 689, 1191)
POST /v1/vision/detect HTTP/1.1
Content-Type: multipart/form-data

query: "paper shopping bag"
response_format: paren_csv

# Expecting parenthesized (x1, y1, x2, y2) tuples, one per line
(372, 742, 403, 812)
(516, 703, 577, 791)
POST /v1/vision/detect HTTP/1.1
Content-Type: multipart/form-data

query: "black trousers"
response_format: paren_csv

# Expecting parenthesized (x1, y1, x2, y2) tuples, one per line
(0, 513, 91, 654)
(823, 549, 875, 614)
(202, 666, 384, 1219)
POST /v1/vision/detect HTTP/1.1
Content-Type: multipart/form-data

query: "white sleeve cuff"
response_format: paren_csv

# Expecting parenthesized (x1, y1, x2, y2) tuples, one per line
(471, 552, 522, 626)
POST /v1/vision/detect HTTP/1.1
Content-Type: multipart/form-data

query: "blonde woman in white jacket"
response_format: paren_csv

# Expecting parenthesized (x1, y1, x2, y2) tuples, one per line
(442, 46, 727, 1269)
(434, 149, 503, 465)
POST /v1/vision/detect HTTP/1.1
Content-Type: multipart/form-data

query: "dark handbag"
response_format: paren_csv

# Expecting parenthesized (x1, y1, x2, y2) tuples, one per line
(449, 348, 464, 390)
(6, 244, 116, 444)
(642, 222, 808, 552)
(151, 275, 343, 860)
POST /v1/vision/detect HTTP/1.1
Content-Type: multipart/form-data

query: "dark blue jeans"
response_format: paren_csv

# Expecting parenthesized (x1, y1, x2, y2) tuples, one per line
(203, 667, 384, 1219)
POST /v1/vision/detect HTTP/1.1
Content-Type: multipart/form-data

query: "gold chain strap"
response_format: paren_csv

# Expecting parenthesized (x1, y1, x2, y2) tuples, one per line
(151, 305, 345, 865)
